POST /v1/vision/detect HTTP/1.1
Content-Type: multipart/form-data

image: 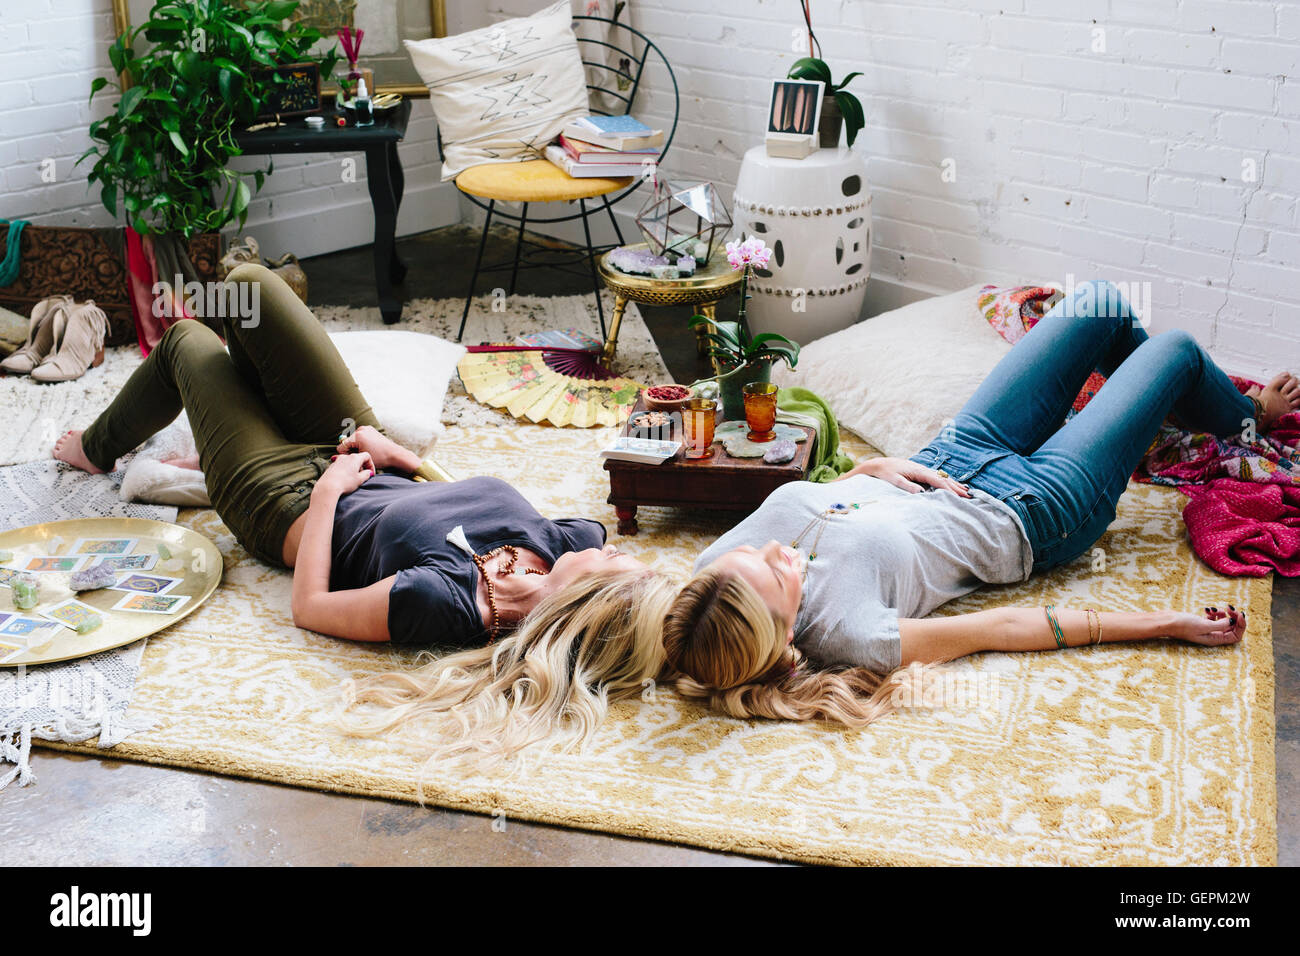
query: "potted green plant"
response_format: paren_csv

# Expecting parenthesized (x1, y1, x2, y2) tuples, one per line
(688, 237, 801, 420)
(80, 0, 338, 238)
(786, 57, 864, 148)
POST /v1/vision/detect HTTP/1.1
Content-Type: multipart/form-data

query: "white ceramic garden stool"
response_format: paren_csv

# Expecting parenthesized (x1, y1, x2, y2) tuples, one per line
(732, 145, 871, 343)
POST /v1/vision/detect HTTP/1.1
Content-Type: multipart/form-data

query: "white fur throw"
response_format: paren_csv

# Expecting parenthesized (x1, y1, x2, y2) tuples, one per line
(120, 330, 465, 505)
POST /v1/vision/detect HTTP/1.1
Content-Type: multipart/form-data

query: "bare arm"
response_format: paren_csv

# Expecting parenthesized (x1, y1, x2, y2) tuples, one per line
(337, 424, 421, 474)
(836, 456, 973, 497)
(290, 452, 393, 642)
(899, 605, 1246, 665)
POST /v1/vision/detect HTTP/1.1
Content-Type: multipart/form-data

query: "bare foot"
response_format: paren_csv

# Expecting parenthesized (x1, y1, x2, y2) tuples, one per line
(53, 430, 104, 474)
(1246, 371, 1300, 431)
(162, 453, 202, 471)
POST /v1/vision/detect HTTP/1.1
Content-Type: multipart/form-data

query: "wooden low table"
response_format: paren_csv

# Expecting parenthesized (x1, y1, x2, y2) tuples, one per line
(604, 398, 817, 535)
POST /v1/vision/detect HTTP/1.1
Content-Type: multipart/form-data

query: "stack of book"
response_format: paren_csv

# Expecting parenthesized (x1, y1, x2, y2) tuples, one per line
(544, 114, 663, 179)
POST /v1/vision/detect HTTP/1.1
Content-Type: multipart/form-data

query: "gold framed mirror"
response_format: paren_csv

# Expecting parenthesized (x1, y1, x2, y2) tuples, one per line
(110, 0, 445, 97)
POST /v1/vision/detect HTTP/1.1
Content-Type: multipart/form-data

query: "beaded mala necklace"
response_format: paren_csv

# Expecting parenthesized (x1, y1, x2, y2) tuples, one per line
(471, 545, 547, 643)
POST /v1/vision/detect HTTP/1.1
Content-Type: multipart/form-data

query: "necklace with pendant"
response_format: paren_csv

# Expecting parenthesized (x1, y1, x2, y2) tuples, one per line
(789, 500, 881, 581)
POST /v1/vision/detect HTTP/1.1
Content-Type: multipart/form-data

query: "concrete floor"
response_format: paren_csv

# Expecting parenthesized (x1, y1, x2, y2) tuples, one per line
(3, 225, 1295, 866)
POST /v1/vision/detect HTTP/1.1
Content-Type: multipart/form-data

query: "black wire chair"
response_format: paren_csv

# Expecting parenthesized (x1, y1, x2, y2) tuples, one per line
(441, 15, 680, 342)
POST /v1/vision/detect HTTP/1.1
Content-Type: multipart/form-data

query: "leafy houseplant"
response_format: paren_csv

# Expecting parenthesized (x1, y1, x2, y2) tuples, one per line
(81, 0, 339, 238)
(689, 237, 801, 420)
(786, 57, 864, 148)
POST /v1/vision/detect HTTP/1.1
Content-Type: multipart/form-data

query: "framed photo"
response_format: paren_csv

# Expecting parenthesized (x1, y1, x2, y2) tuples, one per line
(111, 0, 446, 97)
(765, 78, 825, 159)
(252, 62, 322, 120)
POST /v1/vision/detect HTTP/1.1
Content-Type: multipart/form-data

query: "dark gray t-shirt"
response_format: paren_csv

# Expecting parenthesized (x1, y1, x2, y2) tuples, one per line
(330, 475, 606, 646)
(694, 475, 1033, 673)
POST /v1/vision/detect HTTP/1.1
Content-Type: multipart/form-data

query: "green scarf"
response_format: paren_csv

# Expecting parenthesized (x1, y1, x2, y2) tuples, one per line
(0, 219, 27, 287)
(776, 386, 856, 482)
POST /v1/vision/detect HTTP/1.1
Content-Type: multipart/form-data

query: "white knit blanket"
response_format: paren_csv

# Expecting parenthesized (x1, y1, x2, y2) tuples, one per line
(0, 460, 176, 789)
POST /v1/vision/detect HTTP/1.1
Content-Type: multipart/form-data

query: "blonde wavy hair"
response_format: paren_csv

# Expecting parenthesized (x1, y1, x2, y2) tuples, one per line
(338, 569, 677, 785)
(663, 566, 933, 726)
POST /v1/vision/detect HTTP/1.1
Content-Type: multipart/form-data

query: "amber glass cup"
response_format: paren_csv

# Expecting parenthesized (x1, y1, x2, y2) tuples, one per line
(743, 382, 779, 442)
(682, 398, 718, 458)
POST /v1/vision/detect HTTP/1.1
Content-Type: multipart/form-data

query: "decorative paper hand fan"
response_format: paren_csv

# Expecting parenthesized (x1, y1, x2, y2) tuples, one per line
(457, 339, 644, 428)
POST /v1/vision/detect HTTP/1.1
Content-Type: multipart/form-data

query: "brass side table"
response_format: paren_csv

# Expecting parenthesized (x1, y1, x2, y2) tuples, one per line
(596, 243, 743, 370)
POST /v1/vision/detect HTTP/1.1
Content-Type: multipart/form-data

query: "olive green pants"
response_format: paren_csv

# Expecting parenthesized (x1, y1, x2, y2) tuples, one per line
(82, 264, 380, 566)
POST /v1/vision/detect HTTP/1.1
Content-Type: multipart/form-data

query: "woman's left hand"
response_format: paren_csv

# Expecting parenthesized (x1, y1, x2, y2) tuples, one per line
(317, 451, 376, 498)
(1165, 605, 1247, 646)
(837, 457, 973, 497)
(337, 424, 420, 474)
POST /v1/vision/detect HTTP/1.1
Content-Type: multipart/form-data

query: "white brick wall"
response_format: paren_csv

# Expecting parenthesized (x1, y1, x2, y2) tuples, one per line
(0, 0, 458, 263)
(5, 1, 1297, 379)
(487, 0, 1300, 380)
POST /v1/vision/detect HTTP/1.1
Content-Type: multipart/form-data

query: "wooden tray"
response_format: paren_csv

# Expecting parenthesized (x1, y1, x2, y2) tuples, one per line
(0, 518, 222, 667)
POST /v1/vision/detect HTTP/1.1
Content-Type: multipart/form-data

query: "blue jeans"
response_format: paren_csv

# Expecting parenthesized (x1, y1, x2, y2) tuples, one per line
(909, 280, 1253, 572)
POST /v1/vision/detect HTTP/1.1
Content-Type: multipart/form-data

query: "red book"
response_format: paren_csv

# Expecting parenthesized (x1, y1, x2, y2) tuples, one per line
(558, 133, 659, 164)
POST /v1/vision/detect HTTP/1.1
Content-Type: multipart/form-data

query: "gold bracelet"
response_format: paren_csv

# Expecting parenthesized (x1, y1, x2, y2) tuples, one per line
(1086, 608, 1102, 646)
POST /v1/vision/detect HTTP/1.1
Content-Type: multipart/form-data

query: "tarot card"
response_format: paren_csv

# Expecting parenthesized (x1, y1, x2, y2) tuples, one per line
(70, 537, 139, 556)
(1, 646, 27, 664)
(93, 553, 157, 572)
(0, 567, 19, 587)
(0, 612, 12, 630)
(40, 599, 103, 632)
(0, 615, 62, 639)
(22, 555, 90, 573)
(112, 592, 190, 615)
(110, 573, 181, 595)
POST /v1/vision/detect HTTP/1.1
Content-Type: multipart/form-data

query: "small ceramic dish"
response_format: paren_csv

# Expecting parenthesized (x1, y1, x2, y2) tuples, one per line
(642, 384, 694, 414)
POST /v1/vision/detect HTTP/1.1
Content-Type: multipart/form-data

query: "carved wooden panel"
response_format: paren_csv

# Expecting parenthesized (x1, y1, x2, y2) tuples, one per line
(0, 226, 221, 347)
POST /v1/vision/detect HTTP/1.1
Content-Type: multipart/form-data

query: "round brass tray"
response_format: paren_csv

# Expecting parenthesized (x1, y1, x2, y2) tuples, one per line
(0, 518, 223, 667)
(598, 243, 745, 306)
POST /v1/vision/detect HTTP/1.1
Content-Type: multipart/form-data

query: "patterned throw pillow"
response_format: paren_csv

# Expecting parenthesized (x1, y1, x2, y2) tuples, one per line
(405, 0, 591, 181)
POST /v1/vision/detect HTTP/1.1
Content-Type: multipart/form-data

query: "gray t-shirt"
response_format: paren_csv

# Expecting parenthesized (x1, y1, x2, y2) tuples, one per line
(694, 475, 1034, 673)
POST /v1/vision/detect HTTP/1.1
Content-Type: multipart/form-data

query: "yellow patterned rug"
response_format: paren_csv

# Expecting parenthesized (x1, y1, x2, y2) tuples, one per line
(44, 425, 1276, 865)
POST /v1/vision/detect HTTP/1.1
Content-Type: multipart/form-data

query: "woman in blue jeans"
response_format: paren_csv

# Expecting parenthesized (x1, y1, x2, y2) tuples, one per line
(662, 280, 1299, 726)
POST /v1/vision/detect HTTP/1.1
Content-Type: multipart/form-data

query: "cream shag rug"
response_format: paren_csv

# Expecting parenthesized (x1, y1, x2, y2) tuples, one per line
(42, 427, 1276, 866)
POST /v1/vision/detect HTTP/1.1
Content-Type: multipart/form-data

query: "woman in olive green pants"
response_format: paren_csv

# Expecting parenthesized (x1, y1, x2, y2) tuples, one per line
(60, 262, 385, 566)
(53, 262, 656, 650)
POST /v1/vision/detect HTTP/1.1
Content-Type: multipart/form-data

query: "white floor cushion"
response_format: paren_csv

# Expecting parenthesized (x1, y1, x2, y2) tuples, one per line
(772, 284, 1012, 458)
(120, 330, 465, 505)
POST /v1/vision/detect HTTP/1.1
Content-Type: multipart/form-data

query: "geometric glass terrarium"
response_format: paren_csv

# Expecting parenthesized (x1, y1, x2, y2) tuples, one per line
(635, 179, 733, 262)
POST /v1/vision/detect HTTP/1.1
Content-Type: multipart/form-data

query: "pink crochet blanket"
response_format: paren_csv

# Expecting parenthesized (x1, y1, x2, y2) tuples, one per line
(979, 284, 1300, 576)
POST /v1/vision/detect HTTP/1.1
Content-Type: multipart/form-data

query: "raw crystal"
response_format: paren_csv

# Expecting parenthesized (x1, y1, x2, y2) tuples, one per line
(70, 563, 117, 592)
(763, 439, 798, 464)
(11, 573, 38, 610)
(676, 255, 696, 276)
(608, 246, 670, 275)
(156, 543, 172, 560)
(74, 614, 103, 635)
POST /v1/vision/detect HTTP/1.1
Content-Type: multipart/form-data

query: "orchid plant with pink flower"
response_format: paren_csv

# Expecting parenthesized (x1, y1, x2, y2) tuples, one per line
(688, 235, 800, 384)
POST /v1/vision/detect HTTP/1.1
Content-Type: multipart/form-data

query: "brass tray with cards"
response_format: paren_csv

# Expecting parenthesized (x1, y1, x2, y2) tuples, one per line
(0, 518, 222, 667)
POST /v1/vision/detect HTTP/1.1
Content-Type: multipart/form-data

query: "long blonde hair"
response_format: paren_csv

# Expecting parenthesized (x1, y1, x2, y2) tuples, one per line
(663, 567, 930, 726)
(339, 569, 677, 784)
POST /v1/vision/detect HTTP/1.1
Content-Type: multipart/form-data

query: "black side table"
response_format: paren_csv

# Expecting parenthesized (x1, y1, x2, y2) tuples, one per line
(234, 98, 412, 323)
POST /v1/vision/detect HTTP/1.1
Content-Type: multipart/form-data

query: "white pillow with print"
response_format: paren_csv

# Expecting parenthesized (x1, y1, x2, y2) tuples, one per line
(405, 0, 590, 181)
